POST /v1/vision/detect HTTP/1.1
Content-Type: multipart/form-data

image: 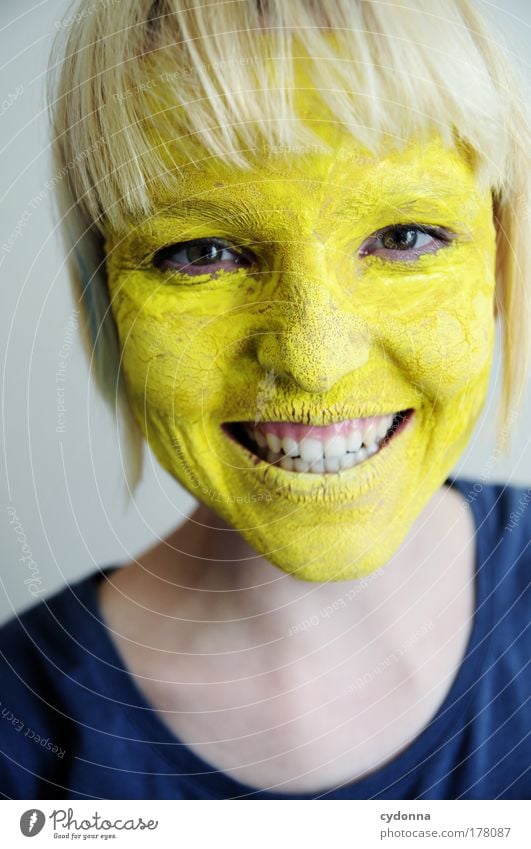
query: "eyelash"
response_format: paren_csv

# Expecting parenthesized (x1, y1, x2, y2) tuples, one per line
(152, 224, 454, 277)
(358, 224, 454, 260)
(152, 238, 255, 276)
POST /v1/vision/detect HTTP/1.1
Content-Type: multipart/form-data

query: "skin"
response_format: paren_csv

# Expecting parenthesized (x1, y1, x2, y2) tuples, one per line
(99, 484, 476, 791)
(105, 128, 496, 582)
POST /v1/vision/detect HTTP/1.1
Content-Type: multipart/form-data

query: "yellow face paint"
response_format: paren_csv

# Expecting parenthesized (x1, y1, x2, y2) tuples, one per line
(105, 127, 496, 582)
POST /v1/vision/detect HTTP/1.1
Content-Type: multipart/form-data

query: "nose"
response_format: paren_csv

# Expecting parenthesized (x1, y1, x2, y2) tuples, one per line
(255, 272, 370, 395)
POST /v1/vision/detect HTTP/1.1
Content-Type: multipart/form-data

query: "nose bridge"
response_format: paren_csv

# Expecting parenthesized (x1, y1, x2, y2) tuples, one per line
(256, 264, 370, 394)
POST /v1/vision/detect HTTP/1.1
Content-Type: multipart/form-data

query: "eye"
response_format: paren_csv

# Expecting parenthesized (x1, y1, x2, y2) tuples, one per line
(359, 224, 454, 261)
(153, 238, 256, 276)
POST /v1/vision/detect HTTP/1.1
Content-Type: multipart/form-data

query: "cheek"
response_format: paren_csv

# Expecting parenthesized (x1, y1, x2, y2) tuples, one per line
(366, 257, 495, 403)
(401, 296, 494, 400)
(109, 275, 260, 420)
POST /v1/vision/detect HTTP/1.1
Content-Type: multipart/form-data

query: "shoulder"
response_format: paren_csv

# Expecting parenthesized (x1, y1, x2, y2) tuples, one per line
(0, 569, 106, 797)
(451, 475, 531, 519)
(450, 475, 529, 635)
(0, 569, 103, 670)
(451, 476, 531, 569)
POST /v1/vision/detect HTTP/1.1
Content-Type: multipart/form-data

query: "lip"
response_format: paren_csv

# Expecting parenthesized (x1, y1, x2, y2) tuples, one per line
(222, 407, 404, 428)
(221, 408, 416, 499)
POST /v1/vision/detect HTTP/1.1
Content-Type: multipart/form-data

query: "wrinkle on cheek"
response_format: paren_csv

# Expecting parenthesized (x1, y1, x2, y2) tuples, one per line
(417, 310, 467, 362)
(371, 301, 491, 404)
(470, 292, 495, 356)
(139, 321, 251, 416)
(414, 310, 488, 397)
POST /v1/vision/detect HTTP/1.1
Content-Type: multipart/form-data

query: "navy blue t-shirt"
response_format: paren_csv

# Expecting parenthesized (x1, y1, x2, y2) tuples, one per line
(0, 477, 529, 800)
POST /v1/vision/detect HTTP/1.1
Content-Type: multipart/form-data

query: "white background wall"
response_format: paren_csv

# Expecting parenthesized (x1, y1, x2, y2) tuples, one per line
(1, 0, 530, 625)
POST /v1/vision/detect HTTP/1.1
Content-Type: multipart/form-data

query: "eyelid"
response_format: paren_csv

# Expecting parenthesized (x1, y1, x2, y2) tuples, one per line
(358, 222, 456, 258)
(370, 223, 455, 241)
(152, 237, 225, 261)
(152, 237, 254, 267)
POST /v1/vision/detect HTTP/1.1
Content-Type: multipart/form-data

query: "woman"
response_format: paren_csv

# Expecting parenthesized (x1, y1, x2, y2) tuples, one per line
(0, 0, 529, 799)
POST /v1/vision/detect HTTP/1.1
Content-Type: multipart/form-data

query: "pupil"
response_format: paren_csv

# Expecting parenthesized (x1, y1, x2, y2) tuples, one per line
(382, 228, 418, 250)
(189, 242, 220, 264)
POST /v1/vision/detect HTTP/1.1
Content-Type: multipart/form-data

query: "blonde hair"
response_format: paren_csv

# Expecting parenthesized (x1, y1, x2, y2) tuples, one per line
(50, 0, 531, 492)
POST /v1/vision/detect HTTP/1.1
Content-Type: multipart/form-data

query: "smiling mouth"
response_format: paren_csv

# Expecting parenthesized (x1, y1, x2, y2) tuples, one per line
(222, 409, 415, 474)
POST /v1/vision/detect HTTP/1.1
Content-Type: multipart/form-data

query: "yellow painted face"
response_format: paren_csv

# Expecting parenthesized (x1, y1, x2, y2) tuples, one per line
(105, 129, 496, 582)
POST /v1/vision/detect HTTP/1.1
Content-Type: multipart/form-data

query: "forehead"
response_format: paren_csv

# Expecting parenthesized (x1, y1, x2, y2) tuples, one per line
(139, 143, 485, 237)
(145, 130, 481, 221)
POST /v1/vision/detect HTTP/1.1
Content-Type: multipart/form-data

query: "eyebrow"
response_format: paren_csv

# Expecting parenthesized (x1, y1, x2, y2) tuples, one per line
(163, 198, 256, 222)
(155, 178, 477, 231)
(335, 186, 479, 223)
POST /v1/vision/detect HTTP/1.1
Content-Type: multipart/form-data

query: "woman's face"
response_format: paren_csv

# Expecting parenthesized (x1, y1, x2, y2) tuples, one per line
(105, 131, 496, 581)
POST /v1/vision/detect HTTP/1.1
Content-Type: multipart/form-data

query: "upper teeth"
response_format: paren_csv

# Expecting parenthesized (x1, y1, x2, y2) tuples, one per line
(245, 413, 396, 471)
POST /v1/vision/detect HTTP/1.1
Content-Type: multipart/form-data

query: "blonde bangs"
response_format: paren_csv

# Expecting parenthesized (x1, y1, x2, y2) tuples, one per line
(52, 0, 526, 232)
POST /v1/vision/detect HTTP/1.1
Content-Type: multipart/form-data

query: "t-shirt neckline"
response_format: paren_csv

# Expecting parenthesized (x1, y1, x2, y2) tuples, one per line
(81, 476, 495, 799)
